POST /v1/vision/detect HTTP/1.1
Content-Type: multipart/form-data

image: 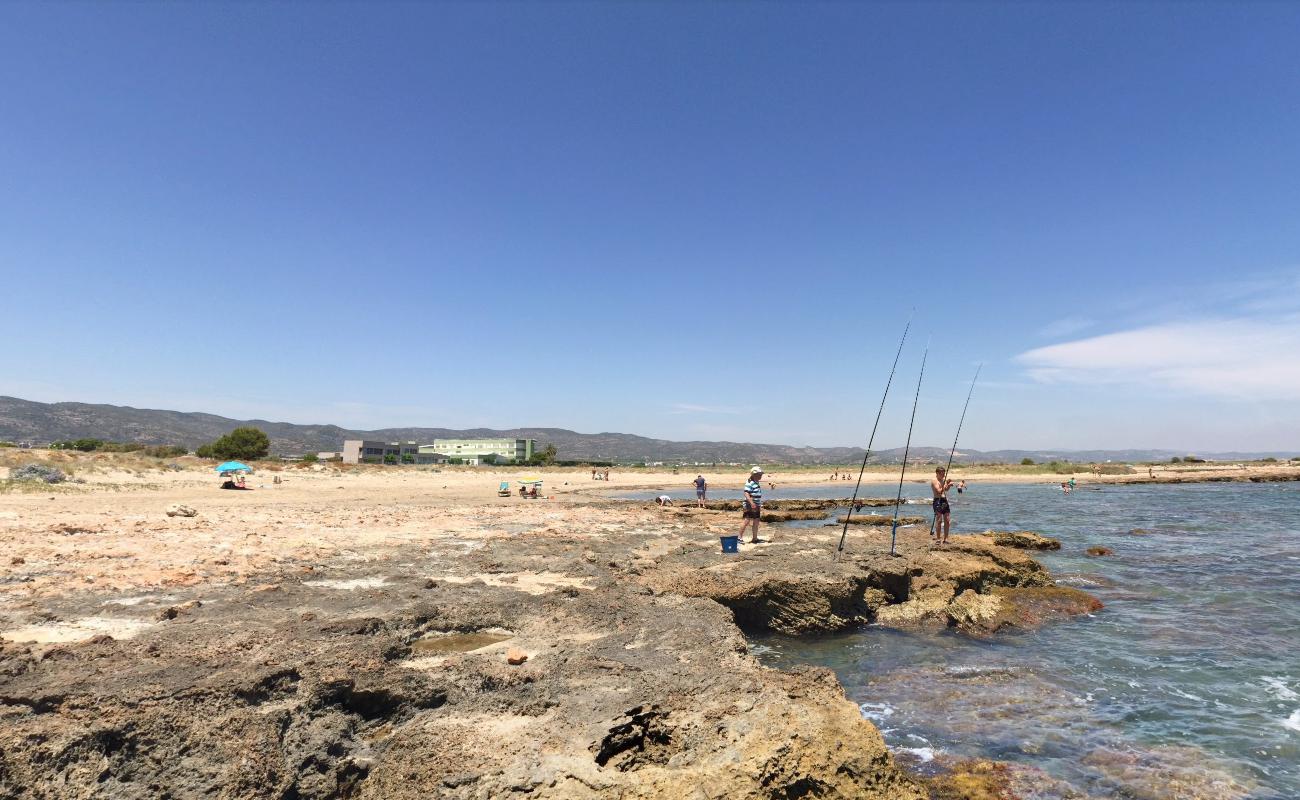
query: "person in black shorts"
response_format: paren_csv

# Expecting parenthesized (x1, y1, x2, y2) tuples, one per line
(931, 467, 954, 545)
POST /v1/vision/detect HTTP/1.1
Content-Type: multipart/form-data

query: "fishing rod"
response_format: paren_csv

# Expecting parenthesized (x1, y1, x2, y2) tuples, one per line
(931, 364, 982, 538)
(835, 313, 913, 560)
(888, 342, 928, 557)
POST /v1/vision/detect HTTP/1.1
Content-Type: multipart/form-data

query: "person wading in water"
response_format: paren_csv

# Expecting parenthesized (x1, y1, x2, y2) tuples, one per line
(931, 466, 955, 546)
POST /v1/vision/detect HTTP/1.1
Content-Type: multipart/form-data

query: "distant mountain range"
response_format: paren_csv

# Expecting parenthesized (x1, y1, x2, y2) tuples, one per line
(0, 396, 1292, 464)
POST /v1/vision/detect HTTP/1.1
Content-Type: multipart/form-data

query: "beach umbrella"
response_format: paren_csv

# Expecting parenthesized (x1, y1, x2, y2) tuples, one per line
(215, 461, 252, 473)
(518, 475, 543, 484)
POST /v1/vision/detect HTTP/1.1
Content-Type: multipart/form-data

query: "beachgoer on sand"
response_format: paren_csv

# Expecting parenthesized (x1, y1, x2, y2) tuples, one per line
(738, 467, 764, 544)
(693, 474, 707, 506)
(656, 495, 673, 506)
(931, 467, 954, 545)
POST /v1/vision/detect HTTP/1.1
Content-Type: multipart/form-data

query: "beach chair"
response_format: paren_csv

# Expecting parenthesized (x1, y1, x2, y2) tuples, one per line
(498, 481, 511, 497)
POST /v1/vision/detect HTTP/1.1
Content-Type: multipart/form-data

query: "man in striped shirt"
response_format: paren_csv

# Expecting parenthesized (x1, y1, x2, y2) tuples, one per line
(738, 467, 764, 544)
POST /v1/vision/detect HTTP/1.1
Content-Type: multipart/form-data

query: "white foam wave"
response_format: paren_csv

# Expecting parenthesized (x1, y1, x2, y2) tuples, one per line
(1263, 676, 1298, 701)
(858, 702, 895, 723)
(1283, 709, 1300, 732)
(1169, 687, 1206, 702)
(898, 746, 936, 763)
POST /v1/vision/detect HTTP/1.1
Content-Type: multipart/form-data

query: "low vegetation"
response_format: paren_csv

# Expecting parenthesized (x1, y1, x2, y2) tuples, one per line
(9, 464, 67, 483)
(195, 427, 271, 461)
(48, 439, 188, 457)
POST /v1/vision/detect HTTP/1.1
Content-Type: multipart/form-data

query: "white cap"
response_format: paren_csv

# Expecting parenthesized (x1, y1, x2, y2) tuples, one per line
(750, 466, 763, 474)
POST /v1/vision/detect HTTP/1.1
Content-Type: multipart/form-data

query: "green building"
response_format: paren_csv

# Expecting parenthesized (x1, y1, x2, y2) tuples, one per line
(420, 438, 535, 465)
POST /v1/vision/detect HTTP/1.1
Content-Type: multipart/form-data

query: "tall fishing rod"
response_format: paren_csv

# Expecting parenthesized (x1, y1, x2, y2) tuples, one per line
(835, 313, 913, 560)
(888, 342, 928, 557)
(931, 363, 982, 538)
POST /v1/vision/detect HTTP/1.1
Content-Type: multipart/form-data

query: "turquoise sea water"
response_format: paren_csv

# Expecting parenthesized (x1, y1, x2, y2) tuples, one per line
(621, 481, 1300, 799)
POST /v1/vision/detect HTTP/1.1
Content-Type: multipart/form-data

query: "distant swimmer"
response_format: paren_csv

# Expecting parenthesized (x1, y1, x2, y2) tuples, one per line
(957, 480, 967, 494)
(931, 467, 954, 545)
(693, 474, 707, 507)
(1068, 477, 1076, 490)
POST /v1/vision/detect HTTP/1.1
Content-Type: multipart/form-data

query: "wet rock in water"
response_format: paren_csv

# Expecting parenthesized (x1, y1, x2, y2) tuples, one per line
(1086, 546, 1113, 556)
(922, 757, 1083, 800)
(982, 586, 1104, 631)
(836, 514, 927, 526)
(978, 530, 1060, 550)
(1078, 742, 1258, 799)
(165, 504, 198, 518)
(1129, 528, 1151, 535)
(759, 509, 829, 522)
(921, 758, 1016, 800)
(505, 647, 528, 665)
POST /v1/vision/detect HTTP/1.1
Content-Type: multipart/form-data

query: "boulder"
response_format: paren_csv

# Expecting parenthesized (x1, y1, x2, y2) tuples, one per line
(946, 589, 1003, 630)
(165, 504, 198, 518)
(874, 582, 956, 629)
(1085, 546, 1113, 557)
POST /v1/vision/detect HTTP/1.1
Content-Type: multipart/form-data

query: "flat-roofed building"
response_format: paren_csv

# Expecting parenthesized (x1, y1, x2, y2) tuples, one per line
(342, 440, 445, 465)
(421, 438, 535, 466)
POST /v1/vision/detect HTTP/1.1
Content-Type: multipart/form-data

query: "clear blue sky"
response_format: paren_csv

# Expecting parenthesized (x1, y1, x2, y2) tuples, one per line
(3, 2, 1299, 452)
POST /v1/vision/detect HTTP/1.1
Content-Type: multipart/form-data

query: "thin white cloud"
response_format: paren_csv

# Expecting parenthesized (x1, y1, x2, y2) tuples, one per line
(669, 403, 741, 415)
(1016, 316, 1300, 400)
(1038, 316, 1095, 339)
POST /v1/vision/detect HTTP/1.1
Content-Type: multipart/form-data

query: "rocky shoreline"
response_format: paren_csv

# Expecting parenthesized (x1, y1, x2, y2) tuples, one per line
(0, 485, 1099, 799)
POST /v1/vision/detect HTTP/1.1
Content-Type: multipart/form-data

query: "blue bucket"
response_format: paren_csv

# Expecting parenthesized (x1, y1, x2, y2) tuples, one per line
(720, 535, 739, 553)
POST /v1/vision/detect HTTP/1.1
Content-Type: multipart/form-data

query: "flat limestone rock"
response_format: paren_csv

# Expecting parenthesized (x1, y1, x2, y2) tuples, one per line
(978, 530, 1060, 550)
(836, 514, 927, 526)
